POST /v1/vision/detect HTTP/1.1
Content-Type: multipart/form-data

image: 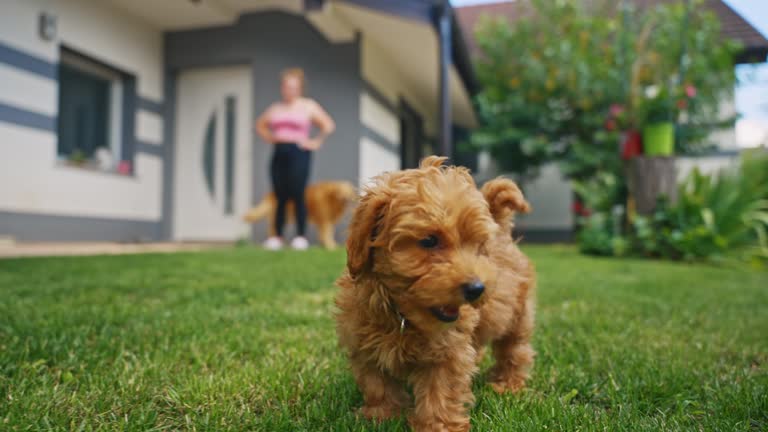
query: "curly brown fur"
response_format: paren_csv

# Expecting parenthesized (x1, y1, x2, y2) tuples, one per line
(335, 156, 536, 431)
(243, 180, 356, 249)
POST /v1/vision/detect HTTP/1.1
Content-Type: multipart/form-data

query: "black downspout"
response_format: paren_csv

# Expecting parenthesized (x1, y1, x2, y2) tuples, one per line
(160, 68, 177, 241)
(436, 2, 452, 159)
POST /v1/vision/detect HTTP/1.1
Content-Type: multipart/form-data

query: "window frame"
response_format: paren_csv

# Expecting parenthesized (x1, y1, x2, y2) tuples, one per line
(56, 47, 132, 174)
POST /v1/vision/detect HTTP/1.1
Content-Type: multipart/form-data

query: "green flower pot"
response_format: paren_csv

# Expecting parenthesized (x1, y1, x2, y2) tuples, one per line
(642, 122, 674, 156)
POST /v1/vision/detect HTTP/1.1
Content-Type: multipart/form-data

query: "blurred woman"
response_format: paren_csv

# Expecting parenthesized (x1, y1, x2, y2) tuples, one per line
(255, 68, 336, 250)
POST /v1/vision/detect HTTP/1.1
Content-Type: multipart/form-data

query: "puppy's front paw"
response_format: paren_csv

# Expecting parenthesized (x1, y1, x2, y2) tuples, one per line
(358, 403, 402, 421)
(409, 418, 471, 432)
(489, 376, 527, 394)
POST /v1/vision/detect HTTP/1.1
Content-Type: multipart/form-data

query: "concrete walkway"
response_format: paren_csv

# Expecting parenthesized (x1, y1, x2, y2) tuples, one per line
(0, 242, 229, 259)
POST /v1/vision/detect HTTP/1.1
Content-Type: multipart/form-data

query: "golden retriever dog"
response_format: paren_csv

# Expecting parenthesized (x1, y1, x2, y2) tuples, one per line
(243, 180, 356, 249)
(335, 157, 536, 431)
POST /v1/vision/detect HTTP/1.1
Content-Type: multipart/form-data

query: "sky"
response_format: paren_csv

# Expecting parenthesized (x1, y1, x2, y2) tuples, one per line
(450, 0, 768, 147)
(729, 0, 768, 147)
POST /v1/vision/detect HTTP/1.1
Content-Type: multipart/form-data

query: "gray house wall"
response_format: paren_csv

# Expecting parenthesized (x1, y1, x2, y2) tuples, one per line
(0, 42, 164, 242)
(0, 212, 160, 242)
(165, 11, 362, 242)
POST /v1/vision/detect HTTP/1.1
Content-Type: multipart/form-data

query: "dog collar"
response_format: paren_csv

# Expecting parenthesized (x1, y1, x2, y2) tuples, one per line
(389, 298, 409, 333)
(398, 311, 407, 334)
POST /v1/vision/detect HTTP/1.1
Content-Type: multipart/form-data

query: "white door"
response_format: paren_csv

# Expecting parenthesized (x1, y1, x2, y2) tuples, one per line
(173, 67, 252, 241)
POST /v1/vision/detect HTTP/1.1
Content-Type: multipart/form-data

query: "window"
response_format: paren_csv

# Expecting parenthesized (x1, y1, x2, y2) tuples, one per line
(203, 112, 216, 197)
(57, 48, 124, 171)
(224, 96, 236, 215)
(201, 95, 237, 214)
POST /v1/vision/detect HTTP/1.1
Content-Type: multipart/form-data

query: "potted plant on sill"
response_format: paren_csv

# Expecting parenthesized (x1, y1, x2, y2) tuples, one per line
(67, 149, 89, 167)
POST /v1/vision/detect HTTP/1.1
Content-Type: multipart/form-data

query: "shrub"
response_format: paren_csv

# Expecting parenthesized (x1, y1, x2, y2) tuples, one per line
(578, 213, 614, 256)
(578, 209, 629, 257)
(579, 151, 768, 261)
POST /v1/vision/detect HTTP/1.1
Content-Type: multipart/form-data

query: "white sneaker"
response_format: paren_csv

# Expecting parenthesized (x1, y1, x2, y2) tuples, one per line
(262, 236, 283, 251)
(290, 236, 309, 250)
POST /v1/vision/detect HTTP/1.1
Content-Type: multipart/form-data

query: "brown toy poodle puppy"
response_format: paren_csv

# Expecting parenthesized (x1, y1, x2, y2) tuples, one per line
(335, 156, 536, 431)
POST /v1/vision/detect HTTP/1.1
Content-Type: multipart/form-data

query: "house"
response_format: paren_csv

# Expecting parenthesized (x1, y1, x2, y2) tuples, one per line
(0, 0, 478, 243)
(457, 0, 768, 242)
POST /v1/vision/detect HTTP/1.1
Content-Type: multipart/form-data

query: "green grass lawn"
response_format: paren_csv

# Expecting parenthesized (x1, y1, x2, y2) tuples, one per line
(1, 246, 766, 431)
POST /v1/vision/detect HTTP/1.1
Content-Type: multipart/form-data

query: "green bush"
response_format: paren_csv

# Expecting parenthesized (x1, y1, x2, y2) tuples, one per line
(632, 196, 728, 261)
(578, 213, 614, 256)
(578, 151, 768, 262)
(741, 149, 768, 201)
(578, 210, 629, 257)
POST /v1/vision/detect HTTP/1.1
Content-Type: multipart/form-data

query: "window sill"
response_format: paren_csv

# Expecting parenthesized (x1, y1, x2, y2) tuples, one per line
(55, 160, 136, 180)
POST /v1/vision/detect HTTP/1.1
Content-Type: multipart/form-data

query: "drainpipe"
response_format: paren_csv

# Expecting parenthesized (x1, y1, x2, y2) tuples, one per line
(436, 1, 452, 158)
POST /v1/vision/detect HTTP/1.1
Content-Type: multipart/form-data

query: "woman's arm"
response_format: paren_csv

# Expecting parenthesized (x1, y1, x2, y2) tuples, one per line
(255, 105, 276, 144)
(301, 100, 336, 150)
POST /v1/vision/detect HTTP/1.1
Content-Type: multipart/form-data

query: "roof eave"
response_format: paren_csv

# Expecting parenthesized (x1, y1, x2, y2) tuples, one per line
(735, 46, 768, 64)
(338, 0, 479, 97)
(450, 10, 480, 96)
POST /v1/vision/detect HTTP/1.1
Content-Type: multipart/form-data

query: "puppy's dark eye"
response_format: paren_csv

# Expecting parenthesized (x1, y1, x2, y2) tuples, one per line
(418, 235, 439, 249)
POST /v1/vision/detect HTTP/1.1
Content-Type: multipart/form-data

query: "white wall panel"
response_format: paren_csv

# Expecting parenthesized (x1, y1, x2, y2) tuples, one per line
(0, 123, 162, 220)
(360, 92, 399, 146)
(0, 64, 57, 116)
(136, 109, 163, 145)
(359, 135, 399, 188)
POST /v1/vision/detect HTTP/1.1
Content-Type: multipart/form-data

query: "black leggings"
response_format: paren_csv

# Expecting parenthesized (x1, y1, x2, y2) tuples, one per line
(270, 143, 311, 237)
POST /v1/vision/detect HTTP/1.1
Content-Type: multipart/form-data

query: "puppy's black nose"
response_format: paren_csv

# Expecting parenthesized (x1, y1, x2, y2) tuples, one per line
(462, 280, 485, 302)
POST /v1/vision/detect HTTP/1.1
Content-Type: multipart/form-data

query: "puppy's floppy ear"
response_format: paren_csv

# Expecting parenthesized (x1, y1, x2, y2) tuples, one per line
(346, 186, 389, 279)
(419, 155, 448, 169)
(481, 177, 531, 229)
